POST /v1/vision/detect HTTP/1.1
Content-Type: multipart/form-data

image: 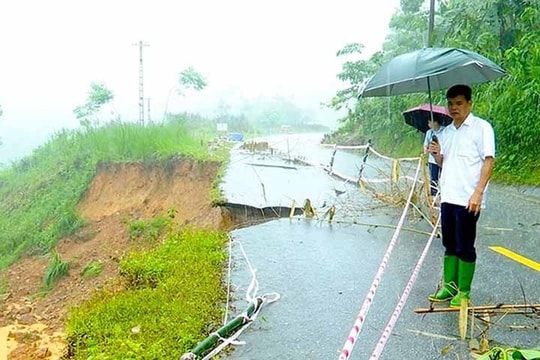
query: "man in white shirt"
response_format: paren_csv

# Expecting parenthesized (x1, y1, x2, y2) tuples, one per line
(427, 84, 495, 307)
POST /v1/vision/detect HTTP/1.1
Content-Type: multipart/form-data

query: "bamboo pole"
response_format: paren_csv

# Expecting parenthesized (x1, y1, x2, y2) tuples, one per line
(181, 298, 263, 359)
(415, 303, 540, 314)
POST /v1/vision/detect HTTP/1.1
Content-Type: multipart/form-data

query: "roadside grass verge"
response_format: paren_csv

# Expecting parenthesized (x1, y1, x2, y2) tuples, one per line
(65, 227, 229, 359)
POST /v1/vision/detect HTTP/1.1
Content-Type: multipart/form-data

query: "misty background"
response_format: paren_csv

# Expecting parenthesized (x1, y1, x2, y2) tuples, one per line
(0, 0, 400, 164)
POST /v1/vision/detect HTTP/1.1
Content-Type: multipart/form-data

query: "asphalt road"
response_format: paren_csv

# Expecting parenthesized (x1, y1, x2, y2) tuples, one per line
(219, 135, 540, 360)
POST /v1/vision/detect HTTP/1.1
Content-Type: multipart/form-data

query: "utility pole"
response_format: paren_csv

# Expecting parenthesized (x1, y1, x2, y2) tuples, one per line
(147, 98, 151, 123)
(132, 40, 149, 125)
(428, 0, 435, 47)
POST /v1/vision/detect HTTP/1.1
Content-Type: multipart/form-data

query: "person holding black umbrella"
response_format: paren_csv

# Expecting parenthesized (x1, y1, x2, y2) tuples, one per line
(423, 118, 445, 197)
(427, 84, 495, 307)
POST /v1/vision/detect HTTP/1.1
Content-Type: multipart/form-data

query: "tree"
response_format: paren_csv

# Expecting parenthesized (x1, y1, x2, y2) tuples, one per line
(328, 0, 434, 140)
(177, 66, 207, 95)
(163, 67, 207, 122)
(329, 0, 540, 182)
(238, 95, 308, 132)
(385, 0, 430, 53)
(331, 43, 387, 110)
(73, 82, 114, 126)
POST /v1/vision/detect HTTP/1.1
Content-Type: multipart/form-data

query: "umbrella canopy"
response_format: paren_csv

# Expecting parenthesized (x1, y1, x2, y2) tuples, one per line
(402, 104, 453, 133)
(361, 47, 507, 97)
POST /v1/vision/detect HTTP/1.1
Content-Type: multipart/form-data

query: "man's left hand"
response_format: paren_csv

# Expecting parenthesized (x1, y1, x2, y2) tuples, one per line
(466, 192, 483, 215)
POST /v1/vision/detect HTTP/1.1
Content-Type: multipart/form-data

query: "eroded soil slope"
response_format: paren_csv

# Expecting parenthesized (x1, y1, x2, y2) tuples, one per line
(0, 158, 229, 359)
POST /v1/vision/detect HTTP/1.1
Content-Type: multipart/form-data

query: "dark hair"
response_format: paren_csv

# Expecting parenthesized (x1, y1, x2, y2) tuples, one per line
(446, 84, 472, 101)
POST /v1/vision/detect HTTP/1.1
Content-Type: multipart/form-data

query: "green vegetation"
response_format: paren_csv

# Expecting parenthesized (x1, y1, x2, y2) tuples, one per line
(66, 228, 228, 359)
(178, 66, 208, 94)
(330, 0, 540, 185)
(43, 250, 70, 289)
(127, 215, 171, 242)
(0, 120, 222, 270)
(80, 260, 104, 279)
(477, 347, 540, 360)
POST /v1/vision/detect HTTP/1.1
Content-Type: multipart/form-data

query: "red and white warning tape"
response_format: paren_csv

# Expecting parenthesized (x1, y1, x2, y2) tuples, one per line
(370, 215, 440, 359)
(338, 158, 422, 360)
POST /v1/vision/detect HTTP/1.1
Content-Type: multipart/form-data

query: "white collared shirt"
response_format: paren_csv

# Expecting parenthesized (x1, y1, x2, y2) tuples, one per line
(439, 113, 495, 208)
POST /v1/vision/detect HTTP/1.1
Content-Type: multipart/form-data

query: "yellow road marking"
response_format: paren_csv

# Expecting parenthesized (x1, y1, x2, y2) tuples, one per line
(489, 246, 540, 272)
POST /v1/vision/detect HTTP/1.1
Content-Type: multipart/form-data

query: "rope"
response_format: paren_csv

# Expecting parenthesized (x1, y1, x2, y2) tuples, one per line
(369, 214, 440, 359)
(338, 157, 423, 360)
(368, 146, 421, 162)
(181, 239, 280, 360)
(320, 144, 370, 150)
(238, 240, 259, 302)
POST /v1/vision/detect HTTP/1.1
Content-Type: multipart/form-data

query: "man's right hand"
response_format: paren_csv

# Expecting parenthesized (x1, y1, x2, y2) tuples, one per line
(428, 141, 440, 155)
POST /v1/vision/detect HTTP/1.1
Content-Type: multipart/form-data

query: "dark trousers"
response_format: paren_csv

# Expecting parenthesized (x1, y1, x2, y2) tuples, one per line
(441, 203, 480, 262)
(428, 163, 440, 196)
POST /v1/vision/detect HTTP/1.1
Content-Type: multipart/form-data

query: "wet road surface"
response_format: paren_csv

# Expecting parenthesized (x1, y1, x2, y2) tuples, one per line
(220, 134, 540, 360)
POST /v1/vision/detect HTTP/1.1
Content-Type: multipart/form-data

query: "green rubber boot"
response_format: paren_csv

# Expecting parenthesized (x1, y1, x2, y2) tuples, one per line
(428, 255, 458, 302)
(450, 260, 476, 308)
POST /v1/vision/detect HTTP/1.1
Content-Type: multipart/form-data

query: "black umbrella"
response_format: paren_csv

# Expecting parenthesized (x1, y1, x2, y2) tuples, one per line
(402, 104, 453, 133)
(360, 47, 507, 125)
(361, 47, 507, 97)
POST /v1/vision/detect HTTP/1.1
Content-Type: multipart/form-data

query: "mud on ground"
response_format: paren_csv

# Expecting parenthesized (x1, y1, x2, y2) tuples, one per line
(0, 158, 234, 359)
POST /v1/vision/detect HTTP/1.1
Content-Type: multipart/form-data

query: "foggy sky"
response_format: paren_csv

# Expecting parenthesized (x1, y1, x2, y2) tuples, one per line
(0, 0, 400, 163)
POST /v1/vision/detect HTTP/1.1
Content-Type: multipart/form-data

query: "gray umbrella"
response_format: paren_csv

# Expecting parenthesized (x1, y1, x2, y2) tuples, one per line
(360, 47, 507, 97)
